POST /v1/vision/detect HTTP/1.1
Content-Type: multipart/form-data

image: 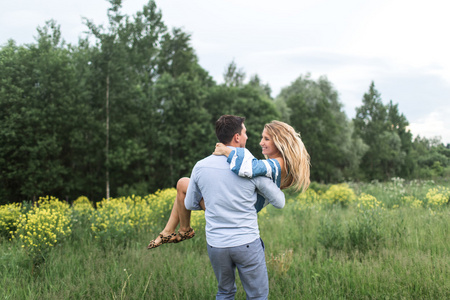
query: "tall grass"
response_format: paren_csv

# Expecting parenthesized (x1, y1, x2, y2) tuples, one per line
(1, 179, 449, 299)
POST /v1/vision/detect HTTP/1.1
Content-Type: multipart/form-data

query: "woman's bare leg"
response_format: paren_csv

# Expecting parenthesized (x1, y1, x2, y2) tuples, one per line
(148, 177, 200, 248)
(176, 177, 192, 234)
(176, 178, 206, 230)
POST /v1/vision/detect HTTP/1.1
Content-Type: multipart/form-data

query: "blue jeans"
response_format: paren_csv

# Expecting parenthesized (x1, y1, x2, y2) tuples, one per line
(207, 238, 268, 300)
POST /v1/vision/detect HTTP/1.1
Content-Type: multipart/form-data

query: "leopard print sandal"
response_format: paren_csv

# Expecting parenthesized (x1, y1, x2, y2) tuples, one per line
(147, 232, 177, 249)
(174, 228, 195, 243)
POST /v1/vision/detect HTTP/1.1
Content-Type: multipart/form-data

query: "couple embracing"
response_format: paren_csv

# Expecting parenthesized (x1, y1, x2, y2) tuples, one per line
(148, 115, 310, 299)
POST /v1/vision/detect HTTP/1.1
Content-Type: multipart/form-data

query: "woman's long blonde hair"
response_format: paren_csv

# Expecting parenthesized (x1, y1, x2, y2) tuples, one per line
(264, 120, 310, 192)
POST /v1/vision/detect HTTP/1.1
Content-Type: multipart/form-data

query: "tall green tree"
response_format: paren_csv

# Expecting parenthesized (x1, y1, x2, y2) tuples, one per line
(0, 21, 102, 203)
(386, 100, 413, 177)
(157, 28, 212, 83)
(248, 74, 272, 99)
(353, 82, 412, 180)
(223, 60, 246, 88)
(410, 136, 450, 178)
(85, 0, 169, 197)
(84, 0, 218, 196)
(152, 74, 212, 187)
(150, 24, 216, 187)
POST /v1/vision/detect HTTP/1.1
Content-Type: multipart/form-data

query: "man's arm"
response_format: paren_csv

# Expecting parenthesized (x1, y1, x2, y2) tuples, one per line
(253, 176, 285, 209)
(184, 167, 203, 210)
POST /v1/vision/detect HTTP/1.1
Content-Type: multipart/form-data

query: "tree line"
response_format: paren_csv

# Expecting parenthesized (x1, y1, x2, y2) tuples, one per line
(1, 0, 449, 204)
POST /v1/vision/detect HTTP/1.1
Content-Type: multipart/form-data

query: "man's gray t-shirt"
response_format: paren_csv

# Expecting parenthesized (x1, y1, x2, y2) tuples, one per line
(185, 151, 285, 248)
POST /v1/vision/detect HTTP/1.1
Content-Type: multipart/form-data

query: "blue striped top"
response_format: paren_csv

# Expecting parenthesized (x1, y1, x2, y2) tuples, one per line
(227, 148, 282, 212)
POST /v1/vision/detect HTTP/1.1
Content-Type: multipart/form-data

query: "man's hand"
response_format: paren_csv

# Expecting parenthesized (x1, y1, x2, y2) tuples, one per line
(213, 143, 232, 157)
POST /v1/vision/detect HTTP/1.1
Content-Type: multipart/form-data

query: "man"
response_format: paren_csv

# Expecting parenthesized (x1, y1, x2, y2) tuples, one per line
(185, 115, 285, 299)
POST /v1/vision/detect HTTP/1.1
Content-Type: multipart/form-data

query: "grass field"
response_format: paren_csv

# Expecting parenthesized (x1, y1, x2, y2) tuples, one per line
(1, 179, 449, 299)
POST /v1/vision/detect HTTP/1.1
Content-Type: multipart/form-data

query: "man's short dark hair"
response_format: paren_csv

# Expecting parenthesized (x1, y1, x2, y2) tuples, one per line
(215, 115, 246, 144)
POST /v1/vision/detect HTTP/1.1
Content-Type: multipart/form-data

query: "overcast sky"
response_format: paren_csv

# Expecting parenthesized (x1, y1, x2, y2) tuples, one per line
(2, 0, 449, 144)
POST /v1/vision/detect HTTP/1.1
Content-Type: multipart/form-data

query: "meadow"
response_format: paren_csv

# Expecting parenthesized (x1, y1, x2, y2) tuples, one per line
(1, 179, 449, 299)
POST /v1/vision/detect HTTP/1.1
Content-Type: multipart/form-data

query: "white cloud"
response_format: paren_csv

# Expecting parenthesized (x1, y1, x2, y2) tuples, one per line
(344, 0, 450, 82)
(409, 108, 450, 145)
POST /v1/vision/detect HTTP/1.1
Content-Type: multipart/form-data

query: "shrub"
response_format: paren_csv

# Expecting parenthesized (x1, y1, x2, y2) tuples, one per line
(426, 186, 450, 208)
(129, 194, 161, 232)
(322, 184, 356, 207)
(401, 195, 424, 208)
(37, 196, 71, 214)
(72, 196, 94, 214)
(295, 189, 322, 211)
(72, 196, 94, 226)
(90, 197, 137, 247)
(12, 197, 72, 263)
(0, 203, 23, 239)
(90, 189, 176, 247)
(356, 193, 384, 212)
(308, 182, 329, 194)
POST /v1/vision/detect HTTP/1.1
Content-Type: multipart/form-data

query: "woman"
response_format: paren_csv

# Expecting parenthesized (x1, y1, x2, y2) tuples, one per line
(147, 120, 310, 249)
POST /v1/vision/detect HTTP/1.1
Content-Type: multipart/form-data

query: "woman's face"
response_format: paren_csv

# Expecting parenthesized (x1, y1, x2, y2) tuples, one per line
(260, 129, 280, 158)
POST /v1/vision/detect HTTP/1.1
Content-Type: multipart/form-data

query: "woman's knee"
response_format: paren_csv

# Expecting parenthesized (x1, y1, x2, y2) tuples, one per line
(177, 177, 190, 193)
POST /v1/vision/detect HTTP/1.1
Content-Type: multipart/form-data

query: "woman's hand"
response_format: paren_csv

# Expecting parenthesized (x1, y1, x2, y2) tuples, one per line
(213, 143, 232, 157)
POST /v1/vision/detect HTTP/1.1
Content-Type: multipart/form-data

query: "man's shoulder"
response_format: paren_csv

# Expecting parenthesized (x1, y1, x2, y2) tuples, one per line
(194, 155, 226, 168)
(195, 154, 214, 165)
